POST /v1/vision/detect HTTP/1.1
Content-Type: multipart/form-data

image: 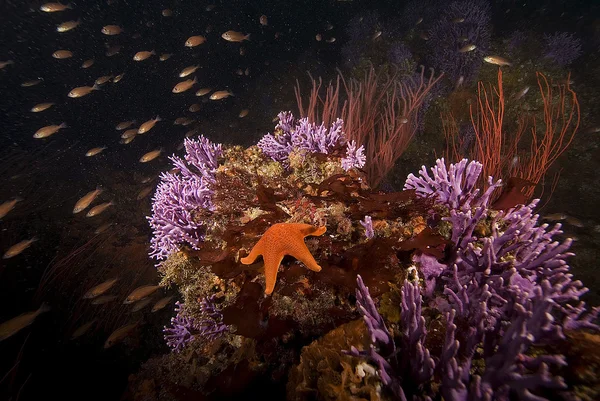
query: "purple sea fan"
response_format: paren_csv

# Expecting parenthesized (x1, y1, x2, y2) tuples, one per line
(388, 41, 413, 65)
(543, 32, 582, 67)
(147, 136, 222, 260)
(427, 0, 491, 83)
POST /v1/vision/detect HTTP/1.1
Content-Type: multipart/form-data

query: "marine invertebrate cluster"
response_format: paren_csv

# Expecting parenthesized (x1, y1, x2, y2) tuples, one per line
(147, 136, 222, 260)
(543, 32, 582, 67)
(345, 158, 599, 400)
(140, 109, 598, 401)
(163, 297, 229, 352)
(257, 111, 366, 171)
(428, 0, 491, 83)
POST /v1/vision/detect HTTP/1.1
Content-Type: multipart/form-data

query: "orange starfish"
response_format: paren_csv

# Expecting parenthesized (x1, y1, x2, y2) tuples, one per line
(240, 223, 327, 295)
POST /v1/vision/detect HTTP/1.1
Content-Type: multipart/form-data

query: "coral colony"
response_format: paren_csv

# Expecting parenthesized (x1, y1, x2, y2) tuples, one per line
(542, 32, 583, 67)
(146, 115, 598, 400)
(428, 0, 491, 83)
(147, 136, 222, 260)
(348, 159, 599, 400)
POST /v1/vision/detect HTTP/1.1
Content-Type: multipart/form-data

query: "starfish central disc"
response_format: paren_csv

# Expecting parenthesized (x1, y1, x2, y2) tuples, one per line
(240, 223, 327, 295)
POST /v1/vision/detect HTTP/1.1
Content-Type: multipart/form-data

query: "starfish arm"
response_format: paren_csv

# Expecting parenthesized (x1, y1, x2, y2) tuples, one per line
(299, 225, 327, 237)
(240, 240, 264, 265)
(289, 247, 322, 273)
(263, 253, 284, 295)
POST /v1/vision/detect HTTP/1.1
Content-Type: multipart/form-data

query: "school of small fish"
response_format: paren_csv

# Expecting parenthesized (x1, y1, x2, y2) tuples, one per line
(0, 1, 592, 353)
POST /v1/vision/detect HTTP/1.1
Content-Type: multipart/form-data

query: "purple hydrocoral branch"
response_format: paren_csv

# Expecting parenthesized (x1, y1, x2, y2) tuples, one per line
(163, 301, 196, 352)
(400, 280, 435, 383)
(258, 111, 364, 170)
(360, 216, 374, 239)
(197, 294, 229, 341)
(404, 158, 502, 212)
(344, 158, 600, 399)
(147, 136, 222, 261)
(344, 275, 402, 398)
(341, 140, 366, 171)
(163, 297, 229, 353)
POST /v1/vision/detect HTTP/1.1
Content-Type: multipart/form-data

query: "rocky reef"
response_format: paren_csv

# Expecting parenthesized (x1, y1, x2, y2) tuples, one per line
(125, 113, 600, 401)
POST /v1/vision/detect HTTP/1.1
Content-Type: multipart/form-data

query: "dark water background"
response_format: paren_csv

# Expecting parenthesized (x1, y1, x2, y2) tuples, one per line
(0, 0, 599, 400)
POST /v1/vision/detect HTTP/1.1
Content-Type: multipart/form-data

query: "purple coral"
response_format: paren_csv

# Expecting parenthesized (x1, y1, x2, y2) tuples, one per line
(147, 136, 222, 260)
(348, 275, 570, 401)
(404, 158, 500, 212)
(388, 41, 413, 65)
(341, 140, 366, 171)
(345, 158, 598, 400)
(427, 0, 491, 83)
(359, 215, 374, 239)
(197, 294, 229, 341)
(163, 297, 229, 353)
(163, 301, 196, 352)
(507, 29, 526, 54)
(543, 32, 582, 67)
(258, 111, 362, 170)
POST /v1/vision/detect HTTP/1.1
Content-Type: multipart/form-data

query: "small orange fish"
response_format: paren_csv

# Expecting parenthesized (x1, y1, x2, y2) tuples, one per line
(138, 116, 161, 134)
(195, 88, 212, 96)
(0, 304, 50, 342)
(31, 102, 55, 112)
(179, 65, 199, 78)
(185, 35, 206, 47)
(73, 187, 103, 214)
(85, 147, 107, 157)
(209, 90, 233, 100)
(82, 278, 118, 299)
(151, 296, 174, 312)
(0, 198, 22, 219)
(221, 30, 250, 42)
(34, 123, 67, 138)
(116, 120, 135, 130)
(459, 44, 476, 53)
(52, 50, 73, 59)
(40, 2, 72, 12)
(95, 75, 113, 85)
(3, 237, 38, 259)
(101, 25, 122, 35)
(104, 322, 139, 348)
(68, 84, 100, 98)
(123, 285, 161, 304)
(86, 201, 113, 217)
(57, 20, 80, 32)
(172, 77, 197, 93)
(140, 149, 162, 163)
(133, 50, 155, 61)
(81, 59, 94, 68)
(483, 55, 512, 66)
